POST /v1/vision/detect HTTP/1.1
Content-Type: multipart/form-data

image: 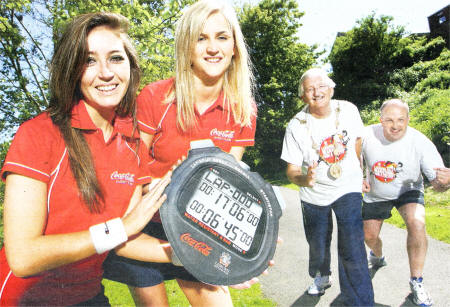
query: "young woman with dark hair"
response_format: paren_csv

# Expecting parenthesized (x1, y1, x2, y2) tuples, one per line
(0, 12, 174, 306)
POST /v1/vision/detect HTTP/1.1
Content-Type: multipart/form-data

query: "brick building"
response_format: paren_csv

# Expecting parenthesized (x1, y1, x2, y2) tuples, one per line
(428, 5, 450, 48)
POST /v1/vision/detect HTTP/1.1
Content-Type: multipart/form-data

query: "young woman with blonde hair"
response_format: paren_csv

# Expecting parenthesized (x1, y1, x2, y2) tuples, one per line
(103, 1, 258, 306)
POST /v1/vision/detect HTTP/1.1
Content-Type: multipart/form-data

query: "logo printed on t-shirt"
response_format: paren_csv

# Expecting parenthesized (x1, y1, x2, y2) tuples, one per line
(319, 131, 349, 163)
(210, 128, 235, 142)
(110, 171, 135, 185)
(371, 161, 403, 183)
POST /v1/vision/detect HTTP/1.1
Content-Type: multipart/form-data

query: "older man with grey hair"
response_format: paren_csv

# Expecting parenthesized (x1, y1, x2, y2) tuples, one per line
(281, 68, 373, 306)
(362, 98, 448, 307)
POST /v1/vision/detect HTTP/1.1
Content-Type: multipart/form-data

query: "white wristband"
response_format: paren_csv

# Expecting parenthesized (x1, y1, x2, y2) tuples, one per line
(89, 218, 128, 254)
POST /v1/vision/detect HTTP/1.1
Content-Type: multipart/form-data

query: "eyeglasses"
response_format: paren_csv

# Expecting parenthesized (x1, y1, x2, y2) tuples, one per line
(304, 85, 329, 95)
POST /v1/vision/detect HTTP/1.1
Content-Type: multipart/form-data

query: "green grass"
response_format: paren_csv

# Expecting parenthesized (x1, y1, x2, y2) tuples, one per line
(385, 186, 450, 243)
(103, 279, 275, 306)
(283, 183, 299, 191)
(228, 285, 275, 307)
(103, 279, 134, 307)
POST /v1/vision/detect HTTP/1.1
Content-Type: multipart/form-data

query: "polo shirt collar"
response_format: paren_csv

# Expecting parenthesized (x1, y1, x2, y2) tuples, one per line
(212, 91, 225, 110)
(71, 100, 139, 139)
(192, 91, 226, 116)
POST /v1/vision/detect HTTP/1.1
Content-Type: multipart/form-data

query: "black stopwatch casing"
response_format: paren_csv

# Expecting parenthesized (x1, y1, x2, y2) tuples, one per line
(159, 140, 283, 285)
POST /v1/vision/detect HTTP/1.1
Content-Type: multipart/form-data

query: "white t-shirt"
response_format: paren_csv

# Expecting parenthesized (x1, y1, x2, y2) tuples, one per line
(362, 124, 444, 203)
(281, 100, 364, 206)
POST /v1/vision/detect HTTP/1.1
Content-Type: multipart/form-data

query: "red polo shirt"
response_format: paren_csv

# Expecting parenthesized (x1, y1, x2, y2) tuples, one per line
(137, 78, 257, 178)
(0, 101, 151, 306)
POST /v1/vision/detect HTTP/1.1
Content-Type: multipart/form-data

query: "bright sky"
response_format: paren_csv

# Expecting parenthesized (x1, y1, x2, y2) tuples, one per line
(296, 0, 449, 56)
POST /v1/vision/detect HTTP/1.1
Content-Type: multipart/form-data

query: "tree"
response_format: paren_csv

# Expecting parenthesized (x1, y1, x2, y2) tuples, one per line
(386, 41, 448, 96)
(239, 0, 318, 176)
(0, 140, 7, 247)
(0, 0, 48, 138)
(328, 13, 447, 109)
(328, 14, 406, 107)
(0, 0, 192, 140)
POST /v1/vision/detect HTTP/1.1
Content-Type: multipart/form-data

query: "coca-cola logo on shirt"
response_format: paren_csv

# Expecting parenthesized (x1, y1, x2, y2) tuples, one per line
(319, 131, 349, 163)
(210, 128, 235, 141)
(110, 171, 135, 185)
(371, 161, 403, 183)
(180, 233, 212, 256)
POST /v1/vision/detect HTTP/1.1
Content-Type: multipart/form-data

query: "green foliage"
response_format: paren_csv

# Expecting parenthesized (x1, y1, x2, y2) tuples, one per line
(0, 141, 8, 248)
(328, 13, 446, 108)
(50, 0, 193, 86)
(238, 0, 318, 176)
(0, 0, 193, 140)
(332, 16, 449, 165)
(386, 46, 449, 96)
(371, 51, 448, 154)
(328, 14, 406, 107)
(50, 0, 195, 86)
(359, 100, 382, 125)
(360, 88, 449, 165)
(395, 35, 446, 66)
(0, 0, 48, 137)
(0, 141, 9, 169)
(409, 89, 450, 165)
(413, 71, 450, 93)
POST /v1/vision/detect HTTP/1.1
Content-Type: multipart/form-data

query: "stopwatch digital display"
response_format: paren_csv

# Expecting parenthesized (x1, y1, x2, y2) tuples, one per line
(160, 140, 284, 285)
(180, 165, 265, 256)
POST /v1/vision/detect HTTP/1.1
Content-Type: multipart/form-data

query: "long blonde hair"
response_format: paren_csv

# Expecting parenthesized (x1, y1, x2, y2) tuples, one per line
(171, 0, 255, 131)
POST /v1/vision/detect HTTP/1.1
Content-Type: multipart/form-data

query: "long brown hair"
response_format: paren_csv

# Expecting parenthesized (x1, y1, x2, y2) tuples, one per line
(48, 12, 141, 213)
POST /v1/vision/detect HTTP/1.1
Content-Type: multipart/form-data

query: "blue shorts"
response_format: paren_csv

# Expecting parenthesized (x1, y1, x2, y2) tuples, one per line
(362, 190, 424, 220)
(103, 222, 198, 287)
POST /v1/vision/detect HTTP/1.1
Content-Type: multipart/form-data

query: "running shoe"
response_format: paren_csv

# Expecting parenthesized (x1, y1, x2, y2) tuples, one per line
(368, 250, 387, 278)
(409, 277, 433, 306)
(307, 273, 332, 296)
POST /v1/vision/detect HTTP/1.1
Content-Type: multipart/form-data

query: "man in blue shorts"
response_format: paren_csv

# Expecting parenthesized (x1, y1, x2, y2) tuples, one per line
(362, 99, 448, 307)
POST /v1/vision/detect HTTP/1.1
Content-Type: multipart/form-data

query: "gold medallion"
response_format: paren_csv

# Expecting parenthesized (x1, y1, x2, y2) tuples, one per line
(329, 163, 342, 179)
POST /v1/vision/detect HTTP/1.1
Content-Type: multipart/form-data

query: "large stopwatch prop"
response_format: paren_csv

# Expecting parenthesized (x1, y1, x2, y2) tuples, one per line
(160, 140, 284, 285)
